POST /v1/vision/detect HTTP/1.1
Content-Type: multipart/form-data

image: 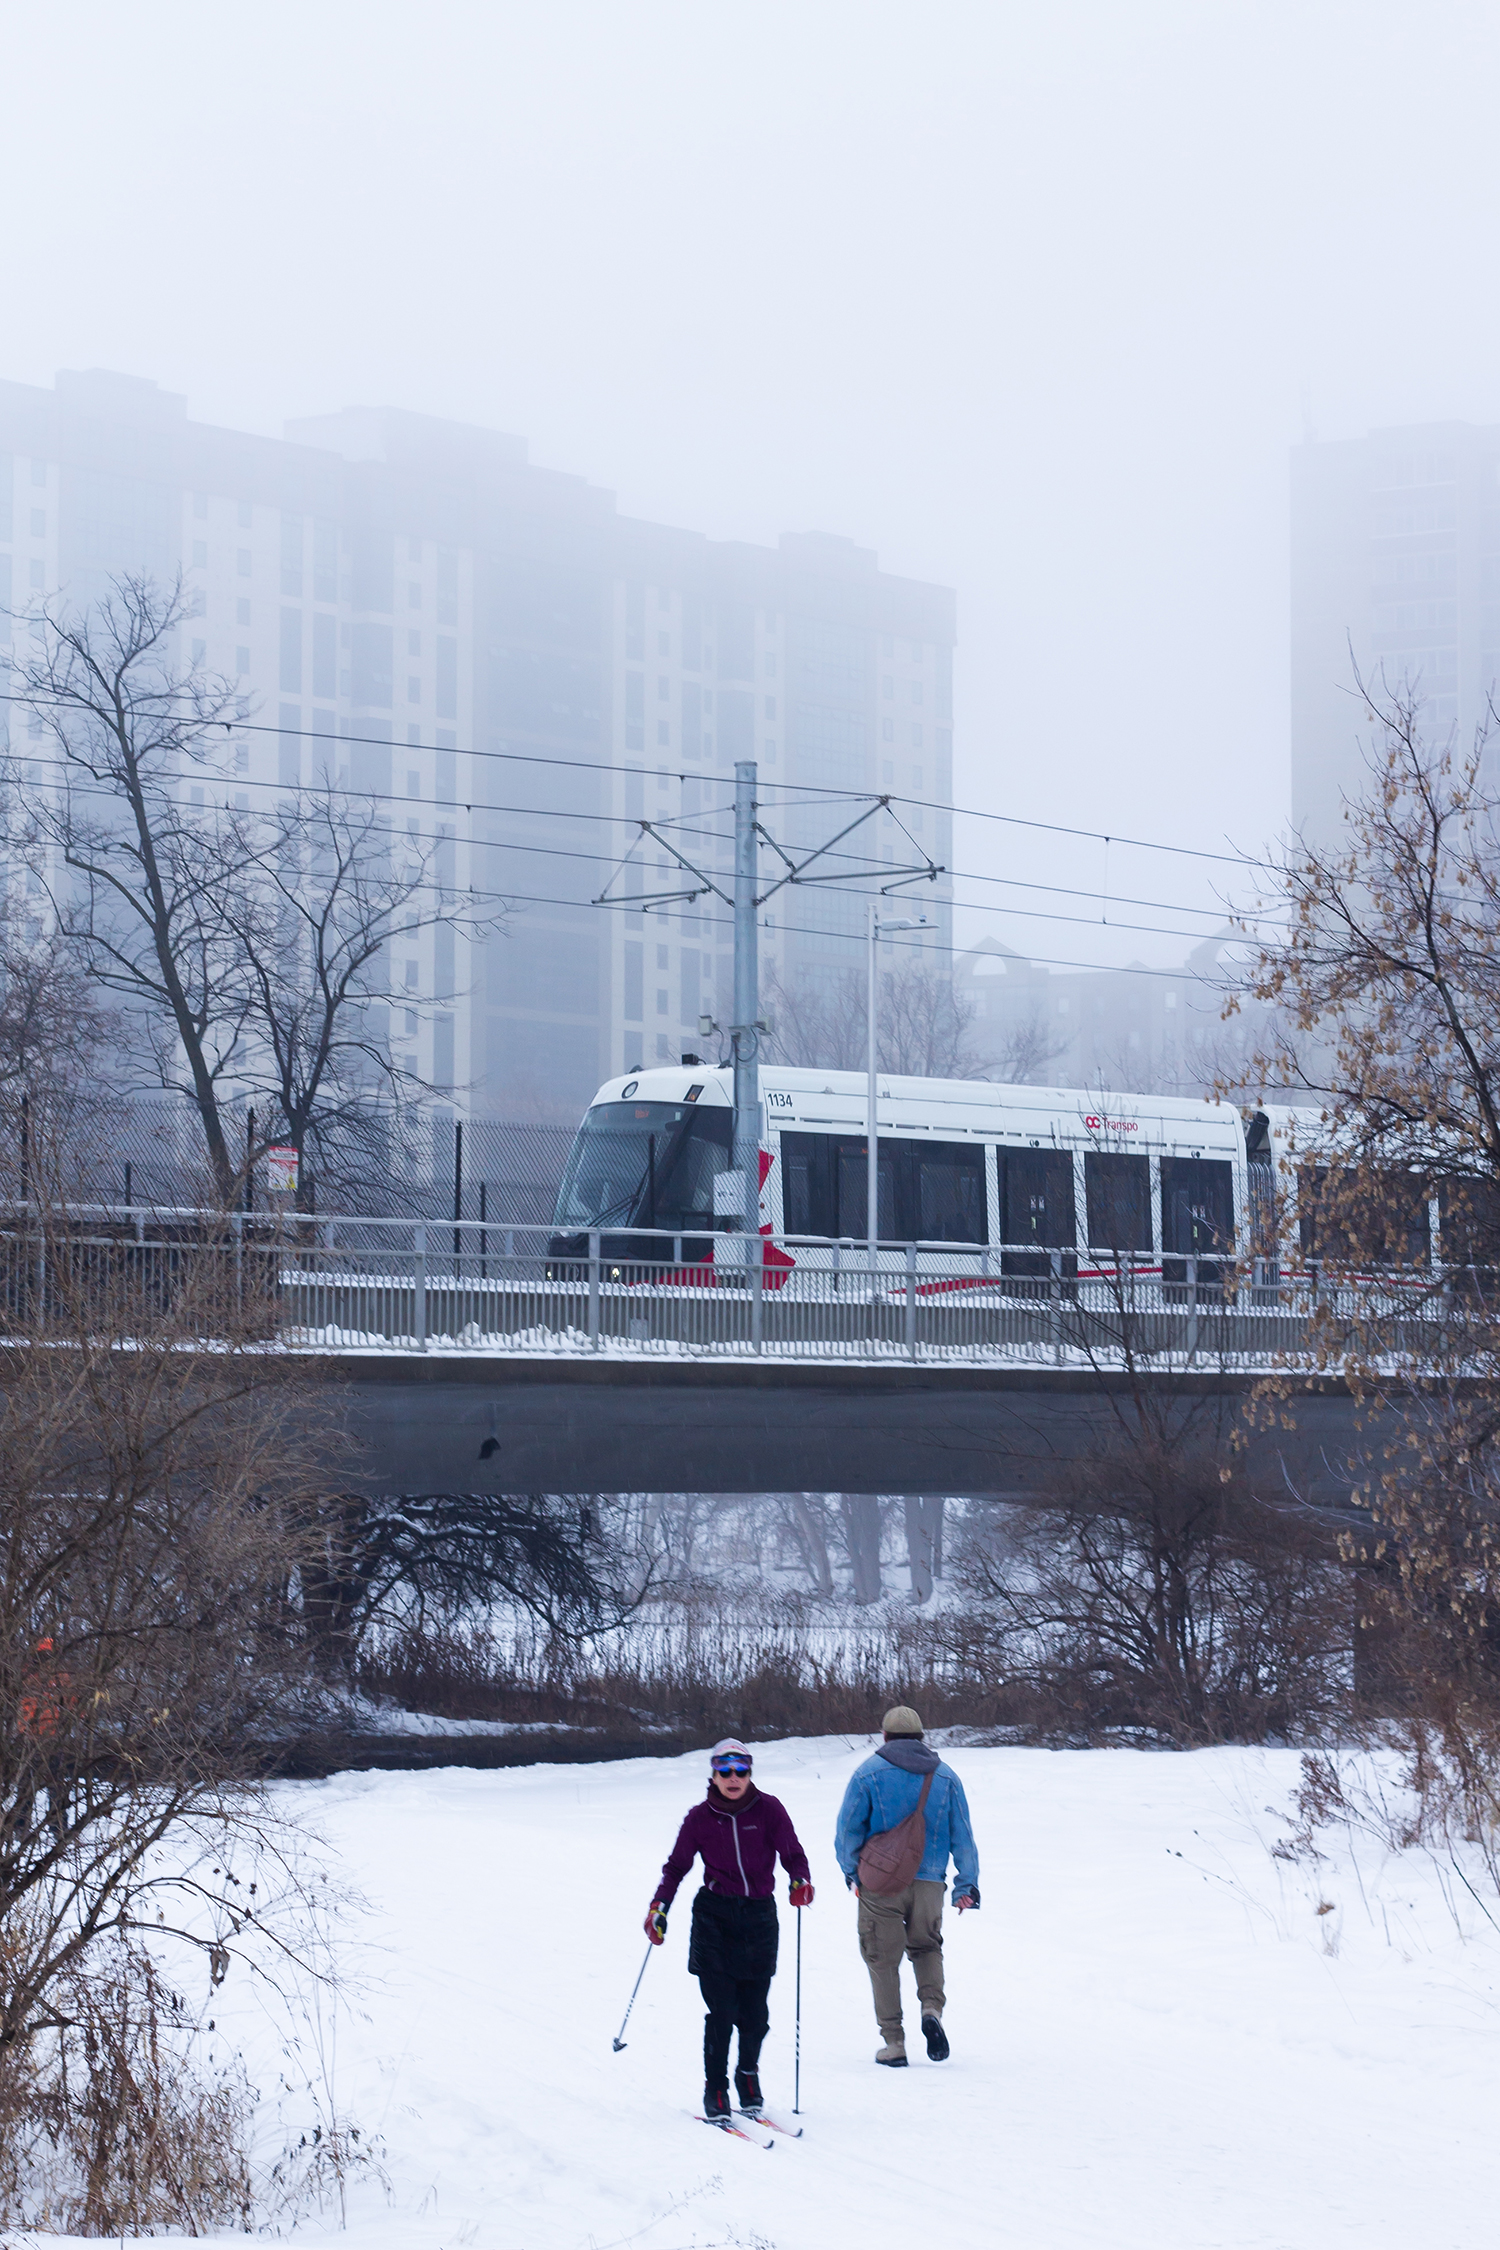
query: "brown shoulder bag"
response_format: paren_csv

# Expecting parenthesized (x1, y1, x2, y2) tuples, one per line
(857, 1766, 935, 1897)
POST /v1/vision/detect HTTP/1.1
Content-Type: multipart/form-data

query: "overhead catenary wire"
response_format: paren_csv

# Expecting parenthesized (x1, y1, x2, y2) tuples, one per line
(3, 731, 1284, 946)
(0, 694, 1270, 872)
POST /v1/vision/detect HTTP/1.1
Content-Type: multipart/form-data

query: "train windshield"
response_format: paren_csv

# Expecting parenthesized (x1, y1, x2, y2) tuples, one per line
(552, 1101, 734, 1233)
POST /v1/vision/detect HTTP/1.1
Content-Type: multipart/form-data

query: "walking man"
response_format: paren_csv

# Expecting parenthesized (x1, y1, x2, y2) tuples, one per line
(834, 1705, 979, 2067)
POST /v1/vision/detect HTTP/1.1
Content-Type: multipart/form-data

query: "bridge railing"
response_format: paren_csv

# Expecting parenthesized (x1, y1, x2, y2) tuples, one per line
(0, 1207, 1462, 1366)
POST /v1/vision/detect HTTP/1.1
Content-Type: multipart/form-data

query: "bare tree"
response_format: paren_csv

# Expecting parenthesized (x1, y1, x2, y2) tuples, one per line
(7, 575, 252, 1197)
(220, 789, 500, 1208)
(766, 961, 988, 1079)
(985, 1011, 1068, 1085)
(9, 574, 502, 1206)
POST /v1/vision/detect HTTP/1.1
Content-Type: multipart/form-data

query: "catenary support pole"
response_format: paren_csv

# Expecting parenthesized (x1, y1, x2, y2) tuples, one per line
(732, 759, 760, 1225)
(867, 897, 878, 1275)
(794, 1908, 803, 2113)
(612, 1941, 656, 2051)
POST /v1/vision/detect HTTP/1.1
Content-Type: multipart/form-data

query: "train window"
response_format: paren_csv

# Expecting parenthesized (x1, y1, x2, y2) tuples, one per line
(999, 1149, 1076, 1277)
(1299, 1166, 1430, 1269)
(778, 1132, 984, 1242)
(1437, 1177, 1500, 1266)
(915, 1144, 987, 1242)
(1084, 1151, 1152, 1253)
(837, 1142, 898, 1240)
(780, 1132, 895, 1239)
(1160, 1157, 1234, 1259)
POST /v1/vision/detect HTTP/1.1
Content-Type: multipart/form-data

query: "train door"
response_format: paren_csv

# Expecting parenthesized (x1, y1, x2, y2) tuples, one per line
(998, 1147, 1078, 1279)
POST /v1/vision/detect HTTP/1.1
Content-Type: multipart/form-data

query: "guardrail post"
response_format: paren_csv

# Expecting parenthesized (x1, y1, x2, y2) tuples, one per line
(905, 1242, 917, 1359)
(588, 1229, 601, 1350)
(1050, 1247, 1062, 1364)
(1186, 1253, 1199, 1365)
(751, 1231, 764, 1353)
(413, 1224, 428, 1351)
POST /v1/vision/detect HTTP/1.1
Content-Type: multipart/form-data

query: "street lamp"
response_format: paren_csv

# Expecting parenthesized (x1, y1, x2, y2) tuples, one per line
(867, 901, 928, 1270)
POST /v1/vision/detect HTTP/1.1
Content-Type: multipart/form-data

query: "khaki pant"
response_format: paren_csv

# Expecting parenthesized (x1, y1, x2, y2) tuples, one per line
(856, 1878, 945, 2043)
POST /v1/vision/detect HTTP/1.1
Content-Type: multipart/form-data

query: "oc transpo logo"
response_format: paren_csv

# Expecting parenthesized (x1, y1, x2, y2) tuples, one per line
(1084, 1114, 1139, 1132)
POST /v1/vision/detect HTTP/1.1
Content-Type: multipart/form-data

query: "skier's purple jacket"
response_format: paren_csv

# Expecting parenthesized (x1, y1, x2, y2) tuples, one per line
(656, 1784, 811, 1905)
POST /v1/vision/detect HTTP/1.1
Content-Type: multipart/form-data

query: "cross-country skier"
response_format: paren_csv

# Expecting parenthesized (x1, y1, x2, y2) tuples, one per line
(834, 1705, 980, 2067)
(644, 1739, 814, 2123)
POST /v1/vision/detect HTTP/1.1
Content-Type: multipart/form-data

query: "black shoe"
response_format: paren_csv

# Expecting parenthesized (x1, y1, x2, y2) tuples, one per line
(922, 2012, 950, 2062)
(703, 2083, 732, 2122)
(734, 2068, 763, 2117)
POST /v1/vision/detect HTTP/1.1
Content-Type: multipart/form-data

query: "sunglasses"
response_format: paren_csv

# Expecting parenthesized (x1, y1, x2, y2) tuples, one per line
(712, 1757, 753, 1776)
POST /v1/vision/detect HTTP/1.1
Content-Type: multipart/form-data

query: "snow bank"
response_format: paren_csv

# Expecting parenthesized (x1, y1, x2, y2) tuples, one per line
(21, 1740, 1496, 2247)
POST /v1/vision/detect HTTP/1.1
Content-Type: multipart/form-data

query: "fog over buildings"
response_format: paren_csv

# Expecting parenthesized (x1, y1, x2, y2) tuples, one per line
(5, 2, 1500, 1139)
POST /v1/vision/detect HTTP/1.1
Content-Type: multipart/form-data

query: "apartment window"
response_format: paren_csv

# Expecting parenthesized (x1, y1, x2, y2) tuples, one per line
(235, 744, 249, 773)
(192, 638, 207, 664)
(657, 721, 670, 746)
(192, 541, 207, 568)
(404, 962, 418, 990)
(237, 598, 251, 626)
(882, 717, 894, 741)
(237, 549, 251, 577)
(236, 645, 250, 675)
(408, 630, 421, 656)
(408, 675, 421, 702)
(406, 770, 420, 797)
(658, 631, 670, 656)
(656, 988, 669, 1015)
(28, 560, 43, 589)
(911, 725, 923, 749)
(409, 581, 421, 608)
(436, 548, 458, 625)
(402, 1009, 417, 1039)
(912, 766, 924, 790)
(882, 760, 894, 784)
(911, 681, 924, 704)
(657, 676, 669, 700)
(657, 945, 669, 969)
(313, 519, 337, 603)
(764, 696, 776, 719)
(29, 509, 44, 537)
(623, 941, 643, 1021)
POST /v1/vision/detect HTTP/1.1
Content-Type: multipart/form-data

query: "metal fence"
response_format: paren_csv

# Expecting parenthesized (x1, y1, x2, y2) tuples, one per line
(0, 1207, 1454, 1369)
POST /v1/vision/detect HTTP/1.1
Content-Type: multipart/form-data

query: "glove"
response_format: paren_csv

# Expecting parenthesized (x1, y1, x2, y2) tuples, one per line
(953, 1884, 980, 1912)
(644, 1902, 668, 1944)
(789, 1879, 814, 1907)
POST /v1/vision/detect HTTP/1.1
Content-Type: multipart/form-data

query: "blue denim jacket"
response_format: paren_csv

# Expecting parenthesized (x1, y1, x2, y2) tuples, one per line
(834, 1746, 979, 1891)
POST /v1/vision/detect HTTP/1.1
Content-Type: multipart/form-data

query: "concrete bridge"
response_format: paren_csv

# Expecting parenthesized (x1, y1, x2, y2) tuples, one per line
(331, 1349, 1381, 1505)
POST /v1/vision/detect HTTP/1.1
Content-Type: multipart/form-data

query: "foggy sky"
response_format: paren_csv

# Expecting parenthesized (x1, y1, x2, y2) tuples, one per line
(6, 0, 1498, 974)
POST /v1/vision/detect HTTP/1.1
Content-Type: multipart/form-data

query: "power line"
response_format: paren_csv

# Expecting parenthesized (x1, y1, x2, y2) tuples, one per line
(1, 694, 1269, 873)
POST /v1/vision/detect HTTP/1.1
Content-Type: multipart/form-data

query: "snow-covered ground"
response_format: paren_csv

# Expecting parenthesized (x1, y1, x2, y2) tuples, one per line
(27, 1738, 1500, 2249)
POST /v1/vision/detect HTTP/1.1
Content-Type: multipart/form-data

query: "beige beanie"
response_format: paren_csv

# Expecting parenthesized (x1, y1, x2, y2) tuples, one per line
(882, 1705, 924, 1737)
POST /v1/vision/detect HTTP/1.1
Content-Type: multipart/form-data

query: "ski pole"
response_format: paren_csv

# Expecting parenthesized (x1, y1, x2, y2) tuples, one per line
(612, 1941, 655, 2051)
(793, 1905, 803, 2113)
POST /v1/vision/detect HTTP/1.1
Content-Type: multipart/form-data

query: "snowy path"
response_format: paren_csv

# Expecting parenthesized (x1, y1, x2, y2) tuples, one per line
(100, 1742, 1500, 2246)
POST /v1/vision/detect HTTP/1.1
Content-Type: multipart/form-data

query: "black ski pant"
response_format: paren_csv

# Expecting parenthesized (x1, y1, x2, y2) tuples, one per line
(687, 1889, 779, 2092)
(697, 1970, 771, 2090)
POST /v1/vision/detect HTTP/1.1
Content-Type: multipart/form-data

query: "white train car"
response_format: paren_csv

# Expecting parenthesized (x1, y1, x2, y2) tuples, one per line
(549, 1062, 1310, 1280)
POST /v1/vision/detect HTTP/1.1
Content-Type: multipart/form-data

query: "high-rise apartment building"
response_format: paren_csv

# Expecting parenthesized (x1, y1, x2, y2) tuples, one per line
(0, 369, 955, 1126)
(1291, 420, 1500, 842)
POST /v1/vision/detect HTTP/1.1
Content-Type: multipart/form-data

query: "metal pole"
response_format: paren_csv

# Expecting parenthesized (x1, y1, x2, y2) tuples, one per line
(867, 897, 878, 1276)
(794, 1906, 802, 2113)
(245, 1108, 254, 1214)
(612, 1941, 656, 2051)
(732, 759, 760, 1234)
(413, 1223, 427, 1351)
(453, 1118, 463, 1266)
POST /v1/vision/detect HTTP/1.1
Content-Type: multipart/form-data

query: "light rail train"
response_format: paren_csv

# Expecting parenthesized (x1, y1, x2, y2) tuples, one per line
(548, 1062, 1312, 1281)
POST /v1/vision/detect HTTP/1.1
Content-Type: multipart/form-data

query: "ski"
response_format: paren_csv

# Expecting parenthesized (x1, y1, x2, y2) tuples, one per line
(696, 2113, 774, 2149)
(746, 2111, 803, 2139)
